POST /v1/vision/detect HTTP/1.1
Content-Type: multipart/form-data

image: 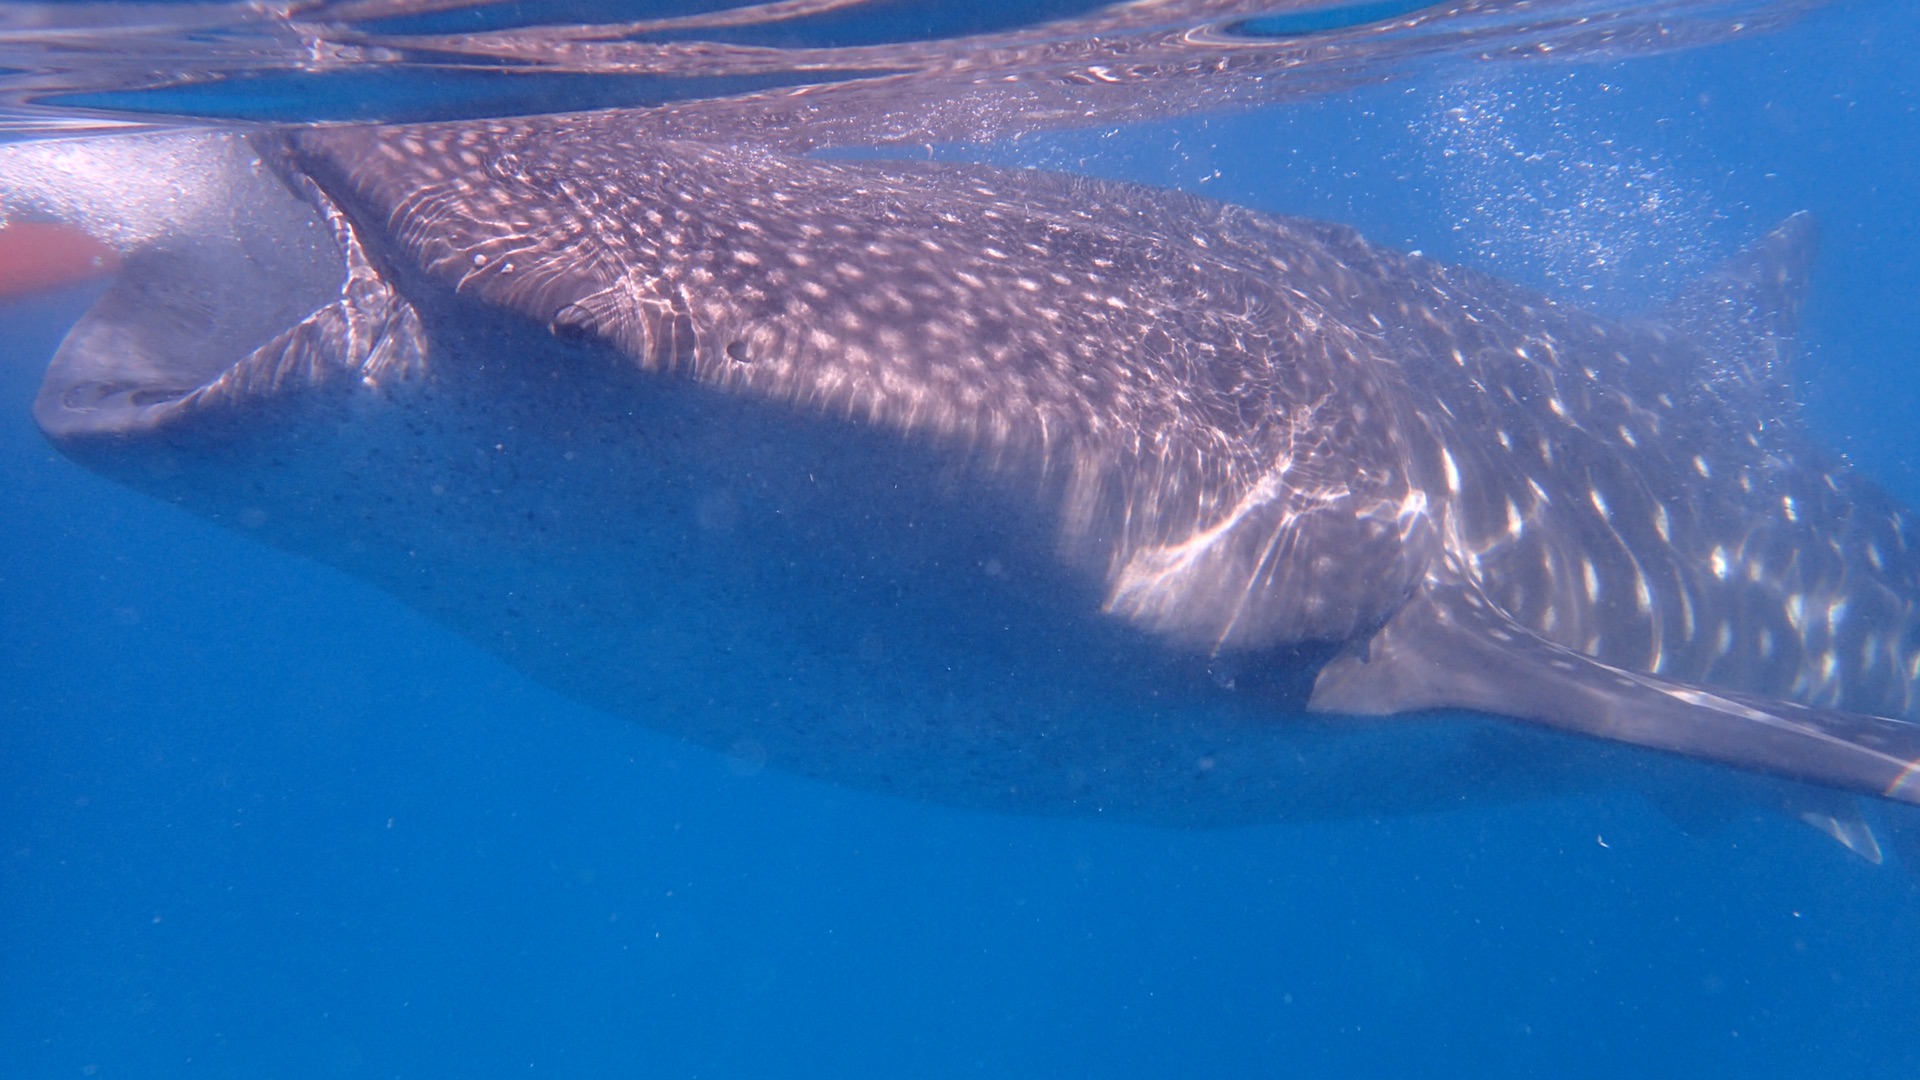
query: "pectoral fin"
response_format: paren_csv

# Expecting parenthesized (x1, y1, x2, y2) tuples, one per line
(1309, 581, 1920, 806)
(1795, 798, 1885, 864)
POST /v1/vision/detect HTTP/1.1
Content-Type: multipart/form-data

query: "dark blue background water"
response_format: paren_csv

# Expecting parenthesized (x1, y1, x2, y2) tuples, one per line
(5, 2, 1919, 1076)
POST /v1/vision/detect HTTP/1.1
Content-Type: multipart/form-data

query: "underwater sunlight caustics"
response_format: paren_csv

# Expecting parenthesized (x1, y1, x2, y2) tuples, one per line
(5, 100, 1920, 828)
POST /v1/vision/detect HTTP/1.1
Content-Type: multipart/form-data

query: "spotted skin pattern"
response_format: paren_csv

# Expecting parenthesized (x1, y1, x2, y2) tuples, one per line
(297, 120, 1920, 708)
(27, 116, 1920, 810)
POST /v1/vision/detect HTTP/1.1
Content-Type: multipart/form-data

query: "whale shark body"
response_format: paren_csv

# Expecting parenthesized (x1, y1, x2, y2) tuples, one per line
(11, 115, 1920, 821)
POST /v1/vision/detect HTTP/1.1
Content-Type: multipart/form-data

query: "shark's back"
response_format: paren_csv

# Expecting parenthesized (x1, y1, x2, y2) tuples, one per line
(292, 123, 1450, 649)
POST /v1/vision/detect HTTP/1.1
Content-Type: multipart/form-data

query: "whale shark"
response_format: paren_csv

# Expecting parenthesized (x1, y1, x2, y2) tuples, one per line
(8, 114, 1920, 823)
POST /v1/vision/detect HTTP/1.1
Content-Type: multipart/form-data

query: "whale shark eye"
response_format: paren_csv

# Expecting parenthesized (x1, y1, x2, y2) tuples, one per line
(726, 340, 751, 364)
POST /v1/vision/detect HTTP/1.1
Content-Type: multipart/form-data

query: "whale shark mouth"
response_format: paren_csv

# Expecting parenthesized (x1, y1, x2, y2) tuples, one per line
(17, 132, 426, 444)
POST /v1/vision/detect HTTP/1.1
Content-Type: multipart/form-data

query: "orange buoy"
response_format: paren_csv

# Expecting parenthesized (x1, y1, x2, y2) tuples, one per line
(0, 220, 121, 298)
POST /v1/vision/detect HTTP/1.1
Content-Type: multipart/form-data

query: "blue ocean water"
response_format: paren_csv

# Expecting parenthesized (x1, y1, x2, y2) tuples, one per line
(3, 1, 1919, 1077)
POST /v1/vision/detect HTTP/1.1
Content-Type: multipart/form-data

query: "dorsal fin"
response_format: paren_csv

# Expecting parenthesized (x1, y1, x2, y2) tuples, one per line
(1658, 212, 1817, 396)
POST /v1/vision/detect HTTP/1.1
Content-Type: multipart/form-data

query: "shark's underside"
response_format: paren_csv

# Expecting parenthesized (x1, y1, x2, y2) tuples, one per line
(12, 115, 1920, 820)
